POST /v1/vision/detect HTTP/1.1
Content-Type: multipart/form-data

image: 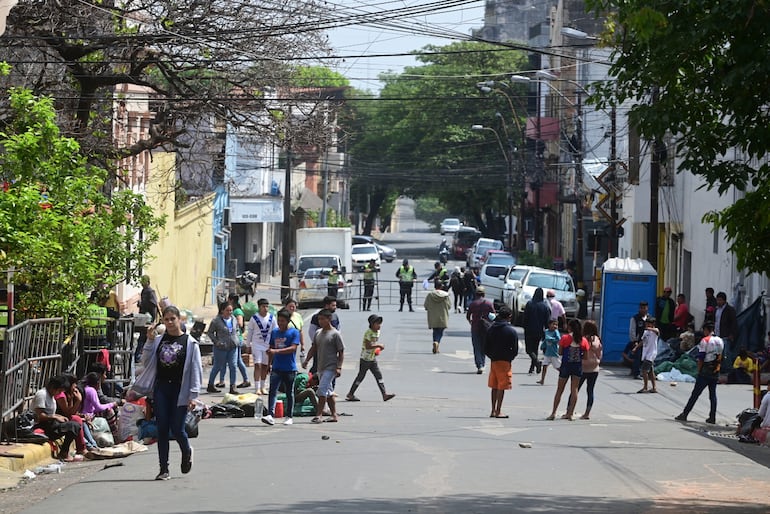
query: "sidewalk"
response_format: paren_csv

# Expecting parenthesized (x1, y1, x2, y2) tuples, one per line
(0, 442, 55, 489)
(0, 275, 288, 489)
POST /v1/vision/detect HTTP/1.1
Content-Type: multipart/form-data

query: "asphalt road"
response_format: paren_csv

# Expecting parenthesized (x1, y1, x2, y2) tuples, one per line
(9, 198, 770, 513)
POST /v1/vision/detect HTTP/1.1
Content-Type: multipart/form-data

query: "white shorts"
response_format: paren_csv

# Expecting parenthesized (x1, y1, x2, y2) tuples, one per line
(252, 349, 269, 365)
(542, 355, 561, 369)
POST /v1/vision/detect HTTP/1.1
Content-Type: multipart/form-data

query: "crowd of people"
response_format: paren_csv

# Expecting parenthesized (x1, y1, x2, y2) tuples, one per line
(30, 268, 770, 482)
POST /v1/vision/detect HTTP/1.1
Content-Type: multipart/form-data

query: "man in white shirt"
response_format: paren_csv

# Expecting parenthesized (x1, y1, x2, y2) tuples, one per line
(675, 322, 724, 424)
(246, 298, 276, 395)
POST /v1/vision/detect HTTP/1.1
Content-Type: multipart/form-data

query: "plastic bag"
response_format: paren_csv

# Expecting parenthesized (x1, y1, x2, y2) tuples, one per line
(117, 402, 145, 443)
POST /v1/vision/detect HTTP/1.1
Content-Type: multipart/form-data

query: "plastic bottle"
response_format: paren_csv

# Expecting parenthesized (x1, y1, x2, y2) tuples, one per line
(254, 397, 263, 419)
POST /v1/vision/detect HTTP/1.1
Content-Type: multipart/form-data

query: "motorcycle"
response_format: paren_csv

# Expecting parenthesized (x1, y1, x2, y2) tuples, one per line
(235, 271, 259, 300)
(438, 246, 450, 265)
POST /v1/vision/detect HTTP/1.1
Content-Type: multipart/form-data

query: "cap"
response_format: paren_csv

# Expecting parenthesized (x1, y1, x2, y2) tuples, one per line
(257, 298, 269, 306)
(476, 286, 485, 295)
(367, 314, 383, 325)
(664, 286, 672, 292)
(546, 289, 556, 298)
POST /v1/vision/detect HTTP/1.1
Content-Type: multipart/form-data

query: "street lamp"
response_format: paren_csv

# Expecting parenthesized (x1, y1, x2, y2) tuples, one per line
(471, 124, 515, 251)
(476, 82, 528, 252)
(511, 73, 586, 292)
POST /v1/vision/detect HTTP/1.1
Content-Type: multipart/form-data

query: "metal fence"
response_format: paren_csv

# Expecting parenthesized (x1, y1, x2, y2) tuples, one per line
(1, 316, 136, 441)
(1, 318, 65, 437)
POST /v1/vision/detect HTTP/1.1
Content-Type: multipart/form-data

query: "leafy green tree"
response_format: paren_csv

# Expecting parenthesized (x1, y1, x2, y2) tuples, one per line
(346, 41, 528, 235)
(0, 86, 164, 320)
(587, 0, 770, 274)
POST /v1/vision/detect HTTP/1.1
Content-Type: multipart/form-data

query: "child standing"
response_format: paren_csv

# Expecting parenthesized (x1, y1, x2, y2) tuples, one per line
(537, 319, 561, 385)
(345, 314, 396, 402)
(637, 317, 659, 393)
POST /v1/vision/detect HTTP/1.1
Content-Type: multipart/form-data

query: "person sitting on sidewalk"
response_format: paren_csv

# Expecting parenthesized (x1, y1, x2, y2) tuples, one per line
(33, 375, 83, 461)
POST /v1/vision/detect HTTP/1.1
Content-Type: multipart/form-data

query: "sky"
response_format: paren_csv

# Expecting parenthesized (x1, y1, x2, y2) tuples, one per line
(324, 0, 486, 92)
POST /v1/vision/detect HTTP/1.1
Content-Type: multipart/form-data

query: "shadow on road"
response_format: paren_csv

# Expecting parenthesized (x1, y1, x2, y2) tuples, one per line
(181, 493, 770, 513)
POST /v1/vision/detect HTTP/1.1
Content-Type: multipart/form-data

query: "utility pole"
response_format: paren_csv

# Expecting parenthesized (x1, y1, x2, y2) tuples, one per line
(648, 90, 660, 271)
(608, 107, 617, 257)
(575, 92, 584, 291)
(280, 131, 292, 301)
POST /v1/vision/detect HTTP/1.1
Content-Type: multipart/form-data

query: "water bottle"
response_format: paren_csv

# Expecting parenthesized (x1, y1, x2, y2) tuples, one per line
(254, 397, 263, 419)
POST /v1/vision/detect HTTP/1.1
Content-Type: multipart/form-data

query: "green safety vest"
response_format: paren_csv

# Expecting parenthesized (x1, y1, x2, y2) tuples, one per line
(363, 266, 376, 281)
(327, 271, 339, 286)
(398, 266, 416, 282)
(83, 303, 108, 337)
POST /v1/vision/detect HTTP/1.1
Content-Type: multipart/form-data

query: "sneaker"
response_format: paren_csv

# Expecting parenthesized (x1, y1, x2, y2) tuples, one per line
(261, 414, 275, 426)
(477, 368, 483, 375)
(215, 382, 225, 388)
(705, 417, 716, 424)
(674, 413, 688, 422)
(283, 418, 293, 426)
(383, 394, 395, 402)
(432, 342, 439, 354)
(181, 446, 193, 474)
(237, 381, 251, 388)
(155, 471, 170, 481)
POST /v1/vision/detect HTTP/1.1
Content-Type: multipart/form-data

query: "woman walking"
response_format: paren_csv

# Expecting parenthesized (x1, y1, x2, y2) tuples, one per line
(424, 280, 452, 354)
(206, 301, 240, 394)
(138, 305, 202, 480)
(577, 320, 603, 420)
(547, 318, 589, 421)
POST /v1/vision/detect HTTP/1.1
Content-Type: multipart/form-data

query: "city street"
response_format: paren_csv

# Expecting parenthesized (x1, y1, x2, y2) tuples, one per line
(8, 199, 770, 513)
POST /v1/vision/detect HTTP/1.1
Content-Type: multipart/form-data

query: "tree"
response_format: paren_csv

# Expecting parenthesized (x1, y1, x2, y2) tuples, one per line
(1, 0, 331, 173)
(345, 41, 528, 235)
(587, 0, 770, 274)
(0, 83, 164, 320)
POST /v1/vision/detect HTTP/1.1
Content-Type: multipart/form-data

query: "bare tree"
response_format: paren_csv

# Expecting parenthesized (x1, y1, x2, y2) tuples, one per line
(0, 0, 332, 172)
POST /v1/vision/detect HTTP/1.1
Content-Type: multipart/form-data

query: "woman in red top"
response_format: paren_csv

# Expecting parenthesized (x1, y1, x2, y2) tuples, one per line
(547, 319, 590, 421)
(672, 293, 691, 334)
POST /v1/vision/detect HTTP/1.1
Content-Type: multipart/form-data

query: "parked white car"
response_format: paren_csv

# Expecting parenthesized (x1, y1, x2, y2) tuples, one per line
(440, 218, 461, 235)
(466, 238, 504, 268)
(482, 264, 536, 305)
(296, 268, 344, 309)
(504, 267, 578, 324)
(351, 243, 381, 271)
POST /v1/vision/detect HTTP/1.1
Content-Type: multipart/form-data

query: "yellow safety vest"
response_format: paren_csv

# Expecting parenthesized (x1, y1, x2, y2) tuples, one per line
(398, 266, 415, 282)
(363, 265, 376, 281)
(83, 304, 108, 337)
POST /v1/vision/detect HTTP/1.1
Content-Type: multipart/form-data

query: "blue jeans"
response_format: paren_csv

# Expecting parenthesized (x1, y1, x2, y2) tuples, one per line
(209, 347, 237, 386)
(471, 329, 486, 370)
(682, 374, 718, 419)
(219, 346, 249, 383)
(153, 380, 191, 473)
(268, 370, 297, 417)
(432, 328, 445, 344)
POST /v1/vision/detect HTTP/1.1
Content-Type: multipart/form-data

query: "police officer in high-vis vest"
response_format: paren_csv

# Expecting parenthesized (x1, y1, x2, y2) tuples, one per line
(84, 291, 110, 348)
(327, 265, 340, 298)
(395, 259, 417, 312)
(362, 259, 377, 311)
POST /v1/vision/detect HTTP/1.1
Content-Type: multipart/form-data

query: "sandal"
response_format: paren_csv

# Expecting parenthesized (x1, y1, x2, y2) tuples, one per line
(311, 416, 323, 423)
(62, 454, 84, 462)
(636, 388, 648, 393)
(345, 395, 360, 402)
(546, 415, 555, 421)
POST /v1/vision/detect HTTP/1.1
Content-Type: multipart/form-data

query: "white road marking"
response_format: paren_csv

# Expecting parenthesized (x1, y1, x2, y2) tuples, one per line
(607, 414, 645, 422)
(444, 350, 474, 360)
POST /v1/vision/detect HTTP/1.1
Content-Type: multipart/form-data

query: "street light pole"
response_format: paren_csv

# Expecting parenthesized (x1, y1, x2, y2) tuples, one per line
(471, 124, 514, 250)
(477, 83, 527, 252)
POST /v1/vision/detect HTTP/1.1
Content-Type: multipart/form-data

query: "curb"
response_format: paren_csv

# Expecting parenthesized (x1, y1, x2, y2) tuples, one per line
(0, 442, 55, 489)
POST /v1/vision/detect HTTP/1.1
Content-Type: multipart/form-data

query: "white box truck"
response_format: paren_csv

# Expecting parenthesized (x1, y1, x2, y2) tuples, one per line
(295, 227, 353, 308)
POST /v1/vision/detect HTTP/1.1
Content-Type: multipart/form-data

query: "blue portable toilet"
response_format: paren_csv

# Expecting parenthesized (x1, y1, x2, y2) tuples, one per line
(600, 258, 657, 362)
